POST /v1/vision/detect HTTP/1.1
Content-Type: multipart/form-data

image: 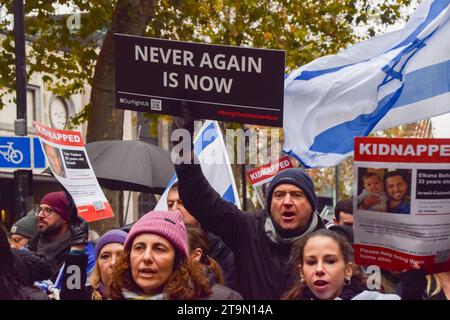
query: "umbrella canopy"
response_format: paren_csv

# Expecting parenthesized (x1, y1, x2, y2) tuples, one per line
(43, 140, 175, 194)
(84, 140, 175, 194)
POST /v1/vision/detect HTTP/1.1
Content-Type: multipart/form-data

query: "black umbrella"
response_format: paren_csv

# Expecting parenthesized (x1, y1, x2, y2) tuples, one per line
(85, 140, 174, 194)
(43, 140, 175, 194)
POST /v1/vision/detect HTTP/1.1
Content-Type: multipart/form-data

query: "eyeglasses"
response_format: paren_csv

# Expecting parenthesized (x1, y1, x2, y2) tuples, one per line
(34, 206, 55, 217)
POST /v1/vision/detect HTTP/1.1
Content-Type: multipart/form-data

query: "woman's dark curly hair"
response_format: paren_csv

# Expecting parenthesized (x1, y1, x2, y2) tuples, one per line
(109, 248, 212, 300)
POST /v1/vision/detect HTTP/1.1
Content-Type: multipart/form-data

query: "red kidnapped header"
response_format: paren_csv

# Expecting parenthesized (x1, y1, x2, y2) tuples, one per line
(34, 121, 84, 147)
(354, 137, 450, 163)
(247, 156, 293, 185)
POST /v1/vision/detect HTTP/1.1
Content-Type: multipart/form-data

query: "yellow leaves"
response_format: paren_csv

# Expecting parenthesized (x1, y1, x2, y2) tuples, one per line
(212, 0, 224, 12)
(229, 29, 239, 37)
(263, 32, 273, 41)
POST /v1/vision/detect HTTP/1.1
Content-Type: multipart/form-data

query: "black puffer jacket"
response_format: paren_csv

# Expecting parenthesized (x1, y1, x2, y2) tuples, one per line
(6, 250, 50, 300)
(206, 231, 236, 290)
(12, 249, 52, 284)
(176, 163, 324, 300)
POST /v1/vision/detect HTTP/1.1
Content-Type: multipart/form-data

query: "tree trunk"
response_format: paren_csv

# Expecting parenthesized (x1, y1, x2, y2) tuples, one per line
(86, 0, 155, 234)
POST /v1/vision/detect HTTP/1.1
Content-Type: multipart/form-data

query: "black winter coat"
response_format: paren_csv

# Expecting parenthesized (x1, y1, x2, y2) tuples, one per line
(206, 231, 236, 290)
(12, 249, 53, 284)
(176, 164, 324, 300)
(27, 231, 71, 281)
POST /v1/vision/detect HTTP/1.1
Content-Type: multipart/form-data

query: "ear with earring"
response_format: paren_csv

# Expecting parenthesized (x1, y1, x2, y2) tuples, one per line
(344, 276, 351, 286)
(300, 275, 306, 286)
(298, 265, 306, 286)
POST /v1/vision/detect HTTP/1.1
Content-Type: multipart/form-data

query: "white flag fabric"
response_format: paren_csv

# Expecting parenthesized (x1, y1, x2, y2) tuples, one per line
(155, 120, 241, 211)
(283, 0, 450, 168)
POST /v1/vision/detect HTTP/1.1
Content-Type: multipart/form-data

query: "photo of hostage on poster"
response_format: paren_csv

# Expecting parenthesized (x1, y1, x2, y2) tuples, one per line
(353, 137, 450, 274)
(41, 142, 67, 178)
(357, 167, 412, 214)
(34, 121, 114, 222)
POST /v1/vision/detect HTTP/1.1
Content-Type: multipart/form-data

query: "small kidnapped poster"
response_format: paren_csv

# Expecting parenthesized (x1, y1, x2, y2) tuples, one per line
(34, 121, 114, 222)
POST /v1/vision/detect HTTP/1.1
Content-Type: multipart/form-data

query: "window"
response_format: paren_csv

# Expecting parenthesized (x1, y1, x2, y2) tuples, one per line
(0, 85, 40, 132)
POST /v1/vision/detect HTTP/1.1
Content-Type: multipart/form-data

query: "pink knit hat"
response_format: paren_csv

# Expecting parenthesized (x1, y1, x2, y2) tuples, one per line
(124, 210, 189, 258)
(40, 191, 70, 222)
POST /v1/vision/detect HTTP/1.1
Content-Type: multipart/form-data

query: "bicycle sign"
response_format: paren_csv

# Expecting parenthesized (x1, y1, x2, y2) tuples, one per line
(0, 142, 24, 164)
(0, 137, 32, 168)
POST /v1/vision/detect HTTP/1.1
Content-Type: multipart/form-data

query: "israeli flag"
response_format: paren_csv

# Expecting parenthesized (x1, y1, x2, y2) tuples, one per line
(284, 0, 450, 168)
(155, 120, 241, 210)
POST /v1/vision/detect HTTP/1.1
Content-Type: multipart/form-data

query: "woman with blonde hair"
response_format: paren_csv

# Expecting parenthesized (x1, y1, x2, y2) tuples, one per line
(109, 210, 213, 300)
(425, 272, 450, 300)
(90, 229, 127, 300)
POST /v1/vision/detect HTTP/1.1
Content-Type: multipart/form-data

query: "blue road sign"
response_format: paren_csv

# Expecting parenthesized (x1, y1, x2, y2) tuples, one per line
(33, 137, 46, 169)
(0, 136, 31, 169)
(0, 136, 47, 170)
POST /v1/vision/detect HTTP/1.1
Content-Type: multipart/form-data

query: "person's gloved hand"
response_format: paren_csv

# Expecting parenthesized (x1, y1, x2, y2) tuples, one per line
(398, 262, 426, 300)
(70, 216, 89, 246)
(172, 101, 195, 137)
(171, 101, 196, 163)
(66, 194, 79, 223)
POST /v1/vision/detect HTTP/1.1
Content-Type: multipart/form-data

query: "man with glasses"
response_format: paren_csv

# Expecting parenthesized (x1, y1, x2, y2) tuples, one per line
(26, 191, 91, 282)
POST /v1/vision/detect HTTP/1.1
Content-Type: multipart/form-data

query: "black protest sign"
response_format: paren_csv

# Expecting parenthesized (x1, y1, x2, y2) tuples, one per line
(115, 34, 285, 127)
(60, 253, 88, 300)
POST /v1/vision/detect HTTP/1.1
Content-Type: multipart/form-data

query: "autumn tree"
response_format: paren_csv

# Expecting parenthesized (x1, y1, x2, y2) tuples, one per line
(0, 0, 414, 229)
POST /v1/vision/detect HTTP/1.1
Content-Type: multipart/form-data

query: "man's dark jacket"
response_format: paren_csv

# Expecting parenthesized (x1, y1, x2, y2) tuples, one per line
(27, 231, 71, 281)
(206, 231, 236, 290)
(176, 164, 324, 300)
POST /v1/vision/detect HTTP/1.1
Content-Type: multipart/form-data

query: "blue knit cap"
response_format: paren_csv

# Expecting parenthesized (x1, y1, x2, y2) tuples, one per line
(95, 229, 128, 259)
(266, 168, 317, 212)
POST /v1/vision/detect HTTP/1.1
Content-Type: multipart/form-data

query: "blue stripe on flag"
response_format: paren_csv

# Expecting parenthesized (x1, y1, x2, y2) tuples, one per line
(391, 59, 450, 108)
(221, 185, 236, 204)
(309, 60, 450, 154)
(392, 0, 450, 50)
(294, 0, 449, 82)
(167, 174, 177, 187)
(295, 63, 359, 81)
(193, 122, 216, 155)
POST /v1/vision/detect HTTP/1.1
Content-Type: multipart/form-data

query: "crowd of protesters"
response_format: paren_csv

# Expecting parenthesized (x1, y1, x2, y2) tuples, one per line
(1, 168, 448, 300)
(1, 111, 448, 301)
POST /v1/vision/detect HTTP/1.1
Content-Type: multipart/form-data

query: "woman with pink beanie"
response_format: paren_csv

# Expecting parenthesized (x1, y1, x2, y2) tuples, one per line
(109, 210, 212, 300)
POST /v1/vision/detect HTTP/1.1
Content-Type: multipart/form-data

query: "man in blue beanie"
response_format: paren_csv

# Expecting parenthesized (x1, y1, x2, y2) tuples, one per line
(172, 105, 324, 300)
(264, 168, 322, 245)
